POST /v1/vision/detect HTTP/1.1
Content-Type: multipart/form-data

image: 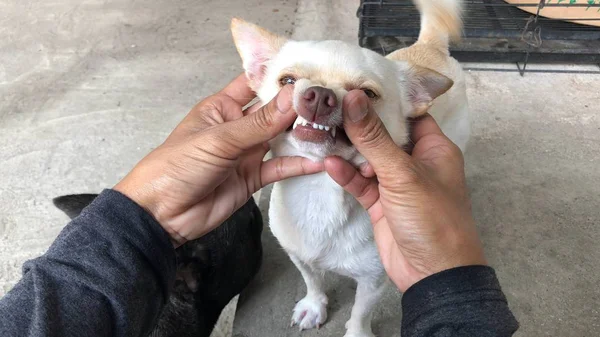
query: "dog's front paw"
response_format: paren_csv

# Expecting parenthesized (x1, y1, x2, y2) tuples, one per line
(344, 321, 375, 337)
(290, 294, 328, 330)
(343, 332, 376, 337)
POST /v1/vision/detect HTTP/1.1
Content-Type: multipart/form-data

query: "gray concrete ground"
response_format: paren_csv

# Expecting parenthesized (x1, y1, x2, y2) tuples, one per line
(0, 1, 298, 336)
(1, 0, 599, 337)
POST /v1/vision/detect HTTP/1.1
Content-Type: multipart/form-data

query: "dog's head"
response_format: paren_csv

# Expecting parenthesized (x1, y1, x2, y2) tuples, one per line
(231, 18, 452, 163)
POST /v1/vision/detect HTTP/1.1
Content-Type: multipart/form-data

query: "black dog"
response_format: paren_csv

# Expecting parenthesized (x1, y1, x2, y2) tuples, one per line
(53, 194, 263, 337)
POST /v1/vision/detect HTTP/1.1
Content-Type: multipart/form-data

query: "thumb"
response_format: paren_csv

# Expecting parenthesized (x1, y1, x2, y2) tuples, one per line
(213, 85, 296, 156)
(342, 90, 409, 174)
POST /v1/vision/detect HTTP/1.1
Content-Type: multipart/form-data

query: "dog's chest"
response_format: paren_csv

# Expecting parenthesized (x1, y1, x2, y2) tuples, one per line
(269, 173, 377, 273)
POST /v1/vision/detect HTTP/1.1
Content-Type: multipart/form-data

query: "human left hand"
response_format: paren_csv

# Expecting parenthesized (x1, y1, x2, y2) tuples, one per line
(114, 74, 323, 246)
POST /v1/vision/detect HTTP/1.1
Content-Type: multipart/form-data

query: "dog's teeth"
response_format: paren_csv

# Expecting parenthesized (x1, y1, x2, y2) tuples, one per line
(293, 123, 298, 130)
(318, 125, 324, 130)
(313, 123, 318, 129)
(293, 116, 303, 128)
(331, 128, 336, 138)
(302, 121, 308, 126)
(324, 126, 330, 131)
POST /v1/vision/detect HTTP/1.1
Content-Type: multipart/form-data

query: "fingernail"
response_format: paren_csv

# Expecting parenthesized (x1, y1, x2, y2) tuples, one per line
(348, 94, 368, 123)
(276, 85, 293, 113)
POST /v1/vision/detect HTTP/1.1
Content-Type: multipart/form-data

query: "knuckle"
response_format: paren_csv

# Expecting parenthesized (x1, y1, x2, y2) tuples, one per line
(449, 143, 464, 162)
(197, 96, 223, 114)
(253, 105, 276, 132)
(437, 141, 464, 166)
(275, 158, 286, 179)
(299, 159, 308, 174)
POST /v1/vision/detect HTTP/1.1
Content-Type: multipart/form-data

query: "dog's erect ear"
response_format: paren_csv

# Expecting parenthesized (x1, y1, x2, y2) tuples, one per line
(405, 65, 453, 117)
(53, 194, 99, 219)
(231, 18, 287, 89)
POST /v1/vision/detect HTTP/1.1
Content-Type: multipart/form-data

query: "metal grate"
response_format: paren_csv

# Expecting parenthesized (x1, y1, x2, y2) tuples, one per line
(358, 0, 600, 75)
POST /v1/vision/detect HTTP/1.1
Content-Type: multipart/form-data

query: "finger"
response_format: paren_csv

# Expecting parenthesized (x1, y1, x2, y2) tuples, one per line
(212, 85, 296, 156)
(359, 162, 376, 178)
(260, 156, 324, 186)
(342, 90, 410, 173)
(324, 156, 380, 210)
(167, 75, 256, 142)
(219, 73, 257, 106)
(243, 99, 263, 115)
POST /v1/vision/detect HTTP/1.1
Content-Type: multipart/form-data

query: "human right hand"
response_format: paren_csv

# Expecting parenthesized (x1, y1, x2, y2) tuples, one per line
(325, 90, 487, 292)
(114, 75, 322, 247)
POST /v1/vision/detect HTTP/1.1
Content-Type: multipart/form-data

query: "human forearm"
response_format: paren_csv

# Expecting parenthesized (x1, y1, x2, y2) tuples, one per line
(0, 190, 176, 337)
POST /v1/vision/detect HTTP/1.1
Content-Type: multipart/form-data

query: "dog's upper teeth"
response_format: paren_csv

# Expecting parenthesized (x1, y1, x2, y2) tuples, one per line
(294, 119, 335, 136)
(294, 116, 309, 129)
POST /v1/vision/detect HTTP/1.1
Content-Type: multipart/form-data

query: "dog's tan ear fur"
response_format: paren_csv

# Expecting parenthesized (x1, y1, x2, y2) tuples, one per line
(406, 65, 453, 117)
(231, 18, 287, 90)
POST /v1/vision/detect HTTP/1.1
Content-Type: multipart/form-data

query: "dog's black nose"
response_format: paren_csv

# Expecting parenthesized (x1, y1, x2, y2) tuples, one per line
(302, 86, 337, 120)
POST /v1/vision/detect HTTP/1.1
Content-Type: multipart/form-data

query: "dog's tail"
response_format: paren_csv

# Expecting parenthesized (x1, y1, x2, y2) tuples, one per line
(53, 194, 99, 219)
(412, 0, 463, 50)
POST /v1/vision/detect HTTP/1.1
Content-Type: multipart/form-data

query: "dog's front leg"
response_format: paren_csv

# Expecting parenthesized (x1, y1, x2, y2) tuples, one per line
(289, 255, 328, 330)
(344, 275, 388, 337)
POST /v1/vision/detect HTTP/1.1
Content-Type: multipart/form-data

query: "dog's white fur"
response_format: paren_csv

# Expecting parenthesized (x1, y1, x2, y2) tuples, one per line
(232, 1, 469, 335)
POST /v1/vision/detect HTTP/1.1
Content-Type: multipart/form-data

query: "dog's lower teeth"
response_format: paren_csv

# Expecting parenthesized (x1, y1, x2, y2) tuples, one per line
(331, 128, 336, 137)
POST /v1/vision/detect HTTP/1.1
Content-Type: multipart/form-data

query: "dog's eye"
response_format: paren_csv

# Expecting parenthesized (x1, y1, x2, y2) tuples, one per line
(279, 76, 296, 86)
(362, 89, 378, 99)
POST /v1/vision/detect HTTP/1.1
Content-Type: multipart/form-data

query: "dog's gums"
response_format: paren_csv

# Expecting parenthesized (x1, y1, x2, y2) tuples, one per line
(286, 114, 350, 145)
(293, 115, 333, 133)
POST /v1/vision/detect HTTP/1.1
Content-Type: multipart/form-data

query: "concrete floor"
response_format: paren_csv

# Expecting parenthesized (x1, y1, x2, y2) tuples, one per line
(1, 0, 599, 337)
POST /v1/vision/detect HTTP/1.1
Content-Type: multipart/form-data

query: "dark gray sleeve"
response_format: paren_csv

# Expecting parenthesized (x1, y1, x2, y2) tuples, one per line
(0, 189, 176, 337)
(401, 265, 519, 337)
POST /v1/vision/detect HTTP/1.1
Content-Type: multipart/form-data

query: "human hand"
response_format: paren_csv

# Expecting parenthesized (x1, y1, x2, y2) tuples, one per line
(324, 90, 486, 292)
(114, 74, 323, 247)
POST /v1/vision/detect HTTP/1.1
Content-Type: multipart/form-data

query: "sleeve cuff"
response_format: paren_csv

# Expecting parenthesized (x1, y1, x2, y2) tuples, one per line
(401, 265, 508, 326)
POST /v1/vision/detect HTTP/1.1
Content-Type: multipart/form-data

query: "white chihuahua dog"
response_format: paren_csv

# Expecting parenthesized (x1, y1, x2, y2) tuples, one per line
(231, 0, 469, 336)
